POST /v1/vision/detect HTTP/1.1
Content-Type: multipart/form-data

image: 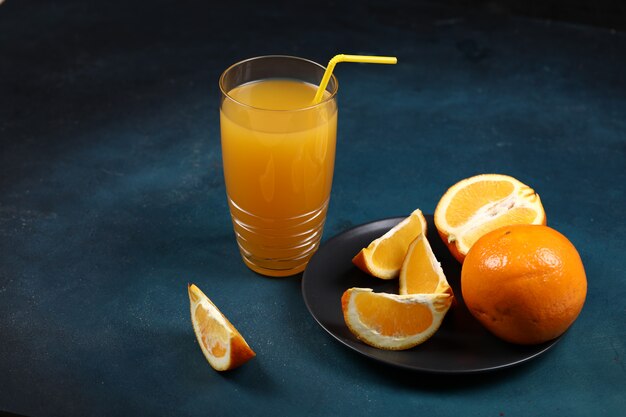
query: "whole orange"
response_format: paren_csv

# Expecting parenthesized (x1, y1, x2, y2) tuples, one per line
(461, 224, 587, 345)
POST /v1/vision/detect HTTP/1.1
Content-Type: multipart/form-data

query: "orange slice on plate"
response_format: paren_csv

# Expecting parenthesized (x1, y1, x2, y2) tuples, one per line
(188, 284, 255, 371)
(399, 234, 452, 296)
(434, 174, 546, 263)
(352, 209, 427, 279)
(341, 287, 452, 350)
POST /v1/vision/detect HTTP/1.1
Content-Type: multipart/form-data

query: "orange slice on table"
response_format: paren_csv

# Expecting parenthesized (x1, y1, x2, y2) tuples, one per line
(188, 284, 255, 371)
(399, 234, 452, 296)
(434, 174, 546, 263)
(352, 209, 427, 279)
(341, 287, 452, 350)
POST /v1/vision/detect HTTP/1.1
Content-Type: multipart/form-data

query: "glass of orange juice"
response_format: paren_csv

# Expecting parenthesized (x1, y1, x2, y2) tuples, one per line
(219, 56, 338, 277)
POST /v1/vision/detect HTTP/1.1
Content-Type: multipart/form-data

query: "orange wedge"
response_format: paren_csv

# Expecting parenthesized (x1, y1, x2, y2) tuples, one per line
(352, 209, 427, 279)
(399, 234, 452, 296)
(434, 174, 546, 263)
(342, 288, 452, 350)
(188, 284, 255, 371)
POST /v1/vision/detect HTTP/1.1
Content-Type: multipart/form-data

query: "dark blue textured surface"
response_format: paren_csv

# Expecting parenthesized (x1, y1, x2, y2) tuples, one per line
(1, 1, 625, 416)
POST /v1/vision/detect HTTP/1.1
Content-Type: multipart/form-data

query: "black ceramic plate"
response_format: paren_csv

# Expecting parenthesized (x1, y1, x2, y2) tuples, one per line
(302, 215, 561, 374)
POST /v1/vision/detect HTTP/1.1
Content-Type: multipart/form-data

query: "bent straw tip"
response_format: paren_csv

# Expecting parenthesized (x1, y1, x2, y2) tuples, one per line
(312, 54, 398, 104)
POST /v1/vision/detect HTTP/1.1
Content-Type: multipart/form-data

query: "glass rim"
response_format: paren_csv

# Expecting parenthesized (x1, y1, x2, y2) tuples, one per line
(219, 55, 339, 112)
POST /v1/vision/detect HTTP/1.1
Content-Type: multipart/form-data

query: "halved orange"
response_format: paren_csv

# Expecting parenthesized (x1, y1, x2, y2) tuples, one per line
(434, 174, 546, 263)
(188, 284, 255, 371)
(399, 234, 452, 296)
(352, 209, 427, 279)
(341, 287, 452, 350)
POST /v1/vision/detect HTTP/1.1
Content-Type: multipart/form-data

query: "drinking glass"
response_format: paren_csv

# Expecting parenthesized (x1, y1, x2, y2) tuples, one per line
(219, 56, 338, 277)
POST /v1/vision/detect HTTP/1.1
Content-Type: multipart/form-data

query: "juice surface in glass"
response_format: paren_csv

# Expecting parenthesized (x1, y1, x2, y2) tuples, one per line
(220, 78, 338, 276)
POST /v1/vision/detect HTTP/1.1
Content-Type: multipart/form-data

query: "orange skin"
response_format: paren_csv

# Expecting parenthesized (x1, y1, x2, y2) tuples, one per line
(461, 224, 587, 345)
(437, 229, 466, 264)
(351, 250, 372, 276)
(227, 334, 256, 370)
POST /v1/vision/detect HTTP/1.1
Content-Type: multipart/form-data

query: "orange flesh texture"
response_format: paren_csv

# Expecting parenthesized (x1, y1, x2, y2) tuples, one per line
(445, 180, 514, 227)
(354, 292, 433, 336)
(403, 238, 440, 294)
(194, 304, 229, 357)
(462, 207, 540, 248)
(370, 217, 424, 269)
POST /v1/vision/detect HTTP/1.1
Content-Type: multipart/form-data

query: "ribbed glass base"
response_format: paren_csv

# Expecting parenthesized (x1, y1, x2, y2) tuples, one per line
(228, 198, 328, 277)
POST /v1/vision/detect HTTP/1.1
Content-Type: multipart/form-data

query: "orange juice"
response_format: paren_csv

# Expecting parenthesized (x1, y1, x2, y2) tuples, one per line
(220, 79, 338, 276)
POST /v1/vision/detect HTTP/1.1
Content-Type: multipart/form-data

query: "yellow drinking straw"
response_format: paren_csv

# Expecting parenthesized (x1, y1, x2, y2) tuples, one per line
(312, 54, 398, 104)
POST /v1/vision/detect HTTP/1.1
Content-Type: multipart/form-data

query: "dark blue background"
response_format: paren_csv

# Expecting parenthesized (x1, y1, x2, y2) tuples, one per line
(1, 1, 624, 416)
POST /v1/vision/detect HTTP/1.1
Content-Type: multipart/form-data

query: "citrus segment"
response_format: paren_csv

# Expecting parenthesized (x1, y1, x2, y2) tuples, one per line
(193, 304, 230, 358)
(445, 179, 514, 227)
(354, 291, 434, 335)
(188, 284, 255, 371)
(352, 209, 427, 279)
(399, 234, 452, 296)
(341, 287, 452, 350)
(434, 174, 545, 263)
(461, 225, 587, 345)
(461, 206, 541, 249)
